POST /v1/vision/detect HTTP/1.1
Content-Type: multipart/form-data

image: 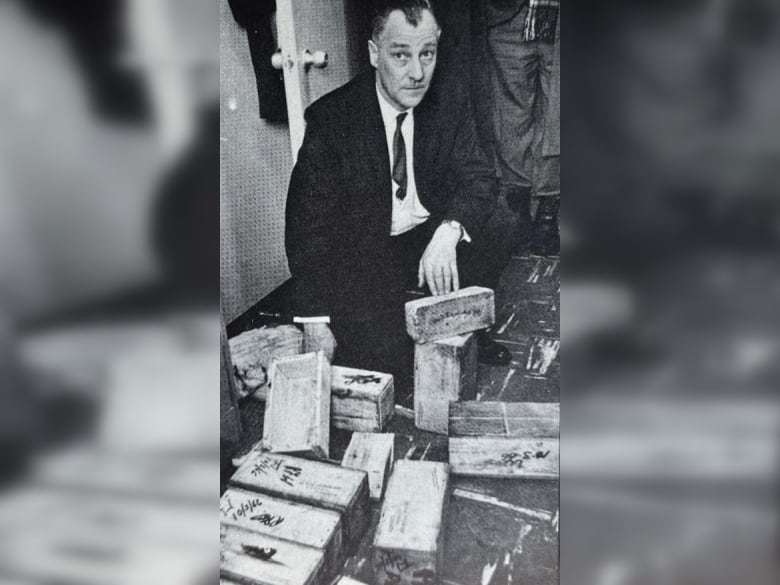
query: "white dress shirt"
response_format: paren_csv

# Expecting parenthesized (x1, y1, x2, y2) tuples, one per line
(376, 85, 431, 236)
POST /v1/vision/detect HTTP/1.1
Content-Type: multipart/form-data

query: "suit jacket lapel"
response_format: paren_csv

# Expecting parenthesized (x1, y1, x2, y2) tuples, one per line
(413, 90, 437, 207)
(353, 75, 392, 229)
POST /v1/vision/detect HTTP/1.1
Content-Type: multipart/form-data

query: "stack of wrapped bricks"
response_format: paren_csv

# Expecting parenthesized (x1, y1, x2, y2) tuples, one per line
(404, 286, 495, 434)
(220, 347, 379, 585)
(220, 343, 451, 585)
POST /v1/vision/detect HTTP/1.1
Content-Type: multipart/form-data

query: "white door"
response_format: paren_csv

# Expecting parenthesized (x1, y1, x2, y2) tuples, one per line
(274, 0, 355, 161)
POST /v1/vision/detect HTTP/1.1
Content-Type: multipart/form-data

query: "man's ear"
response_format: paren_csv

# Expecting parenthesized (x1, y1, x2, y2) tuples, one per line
(368, 39, 378, 68)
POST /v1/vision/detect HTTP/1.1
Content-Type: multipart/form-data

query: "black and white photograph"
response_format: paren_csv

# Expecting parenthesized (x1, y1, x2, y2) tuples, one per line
(220, 1, 560, 584)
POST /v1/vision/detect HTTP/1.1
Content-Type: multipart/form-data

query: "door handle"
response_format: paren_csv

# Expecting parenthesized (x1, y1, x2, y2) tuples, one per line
(301, 49, 328, 69)
(271, 48, 327, 70)
(271, 49, 286, 70)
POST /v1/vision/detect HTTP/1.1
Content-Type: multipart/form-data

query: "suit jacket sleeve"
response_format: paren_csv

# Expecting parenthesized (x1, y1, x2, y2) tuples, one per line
(284, 107, 343, 317)
(444, 102, 498, 238)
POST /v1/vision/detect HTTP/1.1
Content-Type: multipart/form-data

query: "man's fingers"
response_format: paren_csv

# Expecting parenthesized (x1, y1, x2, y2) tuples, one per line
(418, 259, 425, 289)
(425, 264, 436, 295)
(427, 264, 437, 295)
(443, 265, 452, 295)
(451, 261, 460, 292)
(431, 272, 439, 296)
(434, 269, 445, 297)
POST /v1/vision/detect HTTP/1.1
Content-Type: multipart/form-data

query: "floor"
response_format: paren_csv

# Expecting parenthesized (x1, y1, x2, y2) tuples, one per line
(223, 249, 560, 585)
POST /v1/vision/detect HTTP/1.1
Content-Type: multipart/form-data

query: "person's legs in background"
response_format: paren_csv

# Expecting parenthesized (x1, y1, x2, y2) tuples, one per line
(530, 12, 560, 255)
(487, 2, 560, 256)
(488, 7, 537, 248)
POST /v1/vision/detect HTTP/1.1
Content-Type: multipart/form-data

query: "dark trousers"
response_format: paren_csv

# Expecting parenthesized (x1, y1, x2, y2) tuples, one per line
(488, 4, 560, 197)
(331, 211, 521, 387)
(330, 222, 435, 385)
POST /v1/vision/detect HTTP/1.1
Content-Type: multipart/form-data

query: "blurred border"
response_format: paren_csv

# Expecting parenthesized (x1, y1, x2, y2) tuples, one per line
(562, 2, 779, 584)
(0, 1, 218, 583)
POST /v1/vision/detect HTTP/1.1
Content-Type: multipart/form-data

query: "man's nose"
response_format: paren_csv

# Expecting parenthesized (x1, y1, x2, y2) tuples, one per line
(408, 57, 424, 82)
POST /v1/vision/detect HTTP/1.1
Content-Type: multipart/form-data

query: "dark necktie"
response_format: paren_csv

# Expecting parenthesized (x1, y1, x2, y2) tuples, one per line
(392, 112, 408, 200)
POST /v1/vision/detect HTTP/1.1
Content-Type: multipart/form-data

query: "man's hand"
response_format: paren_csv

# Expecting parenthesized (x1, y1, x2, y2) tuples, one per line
(418, 222, 462, 295)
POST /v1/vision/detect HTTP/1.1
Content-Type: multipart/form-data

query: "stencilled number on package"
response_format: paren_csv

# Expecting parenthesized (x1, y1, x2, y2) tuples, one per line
(377, 551, 412, 574)
(500, 449, 551, 468)
(251, 456, 283, 477)
(377, 552, 436, 585)
(250, 456, 303, 487)
(220, 496, 263, 522)
(280, 464, 302, 486)
(250, 512, 285, 528)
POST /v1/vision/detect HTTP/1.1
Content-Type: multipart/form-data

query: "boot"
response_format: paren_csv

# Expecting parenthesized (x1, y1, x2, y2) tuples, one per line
(531, 195, 560, 256)
(477, 330, 512, 366)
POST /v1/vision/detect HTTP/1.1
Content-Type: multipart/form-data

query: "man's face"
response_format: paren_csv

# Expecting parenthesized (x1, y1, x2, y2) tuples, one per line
(368, 9, 440, 111)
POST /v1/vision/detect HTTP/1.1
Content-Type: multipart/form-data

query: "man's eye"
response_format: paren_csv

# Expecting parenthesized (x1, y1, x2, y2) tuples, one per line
(392, 52, 410, 62)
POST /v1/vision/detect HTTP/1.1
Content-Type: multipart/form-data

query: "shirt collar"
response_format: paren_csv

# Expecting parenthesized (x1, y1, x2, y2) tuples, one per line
(376, 81, 412, 130)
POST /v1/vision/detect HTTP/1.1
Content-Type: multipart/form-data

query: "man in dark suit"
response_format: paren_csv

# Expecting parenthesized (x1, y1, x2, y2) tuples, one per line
(285, 0, 510, 381)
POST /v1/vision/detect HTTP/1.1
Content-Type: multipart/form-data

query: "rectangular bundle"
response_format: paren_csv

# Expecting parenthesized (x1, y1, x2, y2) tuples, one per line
(449, 401, 559, 438)
(331, 366, 394, 432)
(341, 432, 395, 501)
(229, 324, 304, 401)
(231, 452, 370, 548)
(373, 461, 449, 585)
(448, 437, 559, 479)
(221, 524, 327, 585)
(414, 332, 477, 434)
(263, 352, 331, 459)
(405, 286, 494, 343)
(220, 487, 344, 575)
